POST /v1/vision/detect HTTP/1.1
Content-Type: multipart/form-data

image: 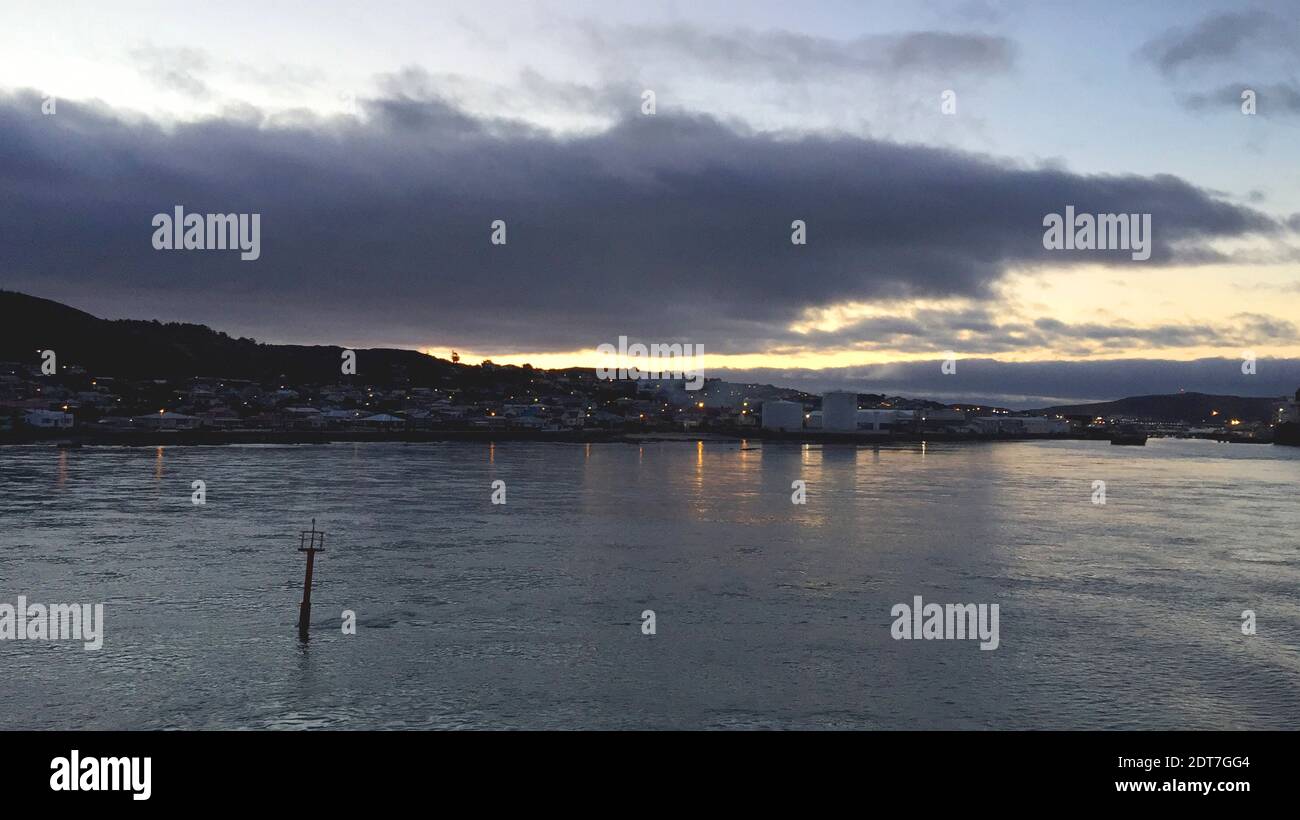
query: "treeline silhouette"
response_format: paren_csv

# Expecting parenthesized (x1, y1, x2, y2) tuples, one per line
(0, 290, 467, 386)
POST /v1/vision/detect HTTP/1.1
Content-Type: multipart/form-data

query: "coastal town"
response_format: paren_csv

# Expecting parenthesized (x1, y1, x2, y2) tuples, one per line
(3, 356, 1297, 446)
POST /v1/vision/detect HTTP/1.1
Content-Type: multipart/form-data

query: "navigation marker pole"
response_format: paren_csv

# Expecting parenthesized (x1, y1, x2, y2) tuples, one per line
(297, 519, 325, 642)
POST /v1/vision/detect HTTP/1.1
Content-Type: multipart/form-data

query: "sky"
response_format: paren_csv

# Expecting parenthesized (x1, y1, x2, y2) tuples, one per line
(1, 0, 1299, 405)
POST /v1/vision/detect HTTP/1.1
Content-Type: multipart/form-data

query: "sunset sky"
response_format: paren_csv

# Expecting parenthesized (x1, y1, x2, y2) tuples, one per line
(2, 0, 1298, 404)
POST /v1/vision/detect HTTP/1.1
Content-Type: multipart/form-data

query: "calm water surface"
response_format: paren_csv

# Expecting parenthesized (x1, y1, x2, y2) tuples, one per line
(2, 437, 1298, 729)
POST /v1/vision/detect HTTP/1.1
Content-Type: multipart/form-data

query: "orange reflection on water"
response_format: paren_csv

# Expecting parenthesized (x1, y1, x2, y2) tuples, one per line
(690, 439, 706, 499)
(56, 450, 68, 489)
(801, 442, 819, 468)
(154, 446, 164, 481)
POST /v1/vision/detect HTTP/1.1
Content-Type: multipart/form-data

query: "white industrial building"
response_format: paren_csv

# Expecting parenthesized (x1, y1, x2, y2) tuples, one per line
(920, 408, 967, 423)
(137, 412, 201, 431)
(1022, 417, 1071, 435)
(970, 416, 1070, 435)
(857, 409, 913, 432)
(761, 400, 804, 432)
(24, 409, 74, 429)
(821, 391, 858, 432)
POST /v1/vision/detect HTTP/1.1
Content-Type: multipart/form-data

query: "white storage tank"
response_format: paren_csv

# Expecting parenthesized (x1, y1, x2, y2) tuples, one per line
(857, 408, 902, 432)
(821, 391, 858, 432)
(761, 400, 804, 432)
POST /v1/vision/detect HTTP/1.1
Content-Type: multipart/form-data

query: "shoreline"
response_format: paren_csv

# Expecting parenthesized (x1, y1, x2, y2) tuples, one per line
(1, 428, 1275, 447)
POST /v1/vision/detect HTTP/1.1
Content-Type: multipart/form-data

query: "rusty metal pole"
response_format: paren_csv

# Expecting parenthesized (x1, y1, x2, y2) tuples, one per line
(297, 519, 325, 642)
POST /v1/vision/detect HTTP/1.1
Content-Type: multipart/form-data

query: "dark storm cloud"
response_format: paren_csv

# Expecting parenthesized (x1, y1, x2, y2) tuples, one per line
(0, 85, 1284, 353)
(716, 357, 1300, 409)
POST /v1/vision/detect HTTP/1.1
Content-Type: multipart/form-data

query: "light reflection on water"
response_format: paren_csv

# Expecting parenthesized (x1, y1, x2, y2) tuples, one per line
(2, 437, 1298, 730)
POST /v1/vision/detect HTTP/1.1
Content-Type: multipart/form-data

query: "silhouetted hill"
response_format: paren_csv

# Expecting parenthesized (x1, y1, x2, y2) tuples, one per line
(0, 290, 463, 384)
(5, 291, 1287, 415)
(1034, 392, 1280, 424)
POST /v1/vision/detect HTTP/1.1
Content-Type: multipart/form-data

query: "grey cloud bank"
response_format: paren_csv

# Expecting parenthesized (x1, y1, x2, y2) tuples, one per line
(1138, 11, 1283, 75)
(574, 23, 1018, 81)
(0, 85, 1282, 359)
(1139, 9, 1300, 117)
(781, 311, 1297, 358)
(717, 357, 1300, 409)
